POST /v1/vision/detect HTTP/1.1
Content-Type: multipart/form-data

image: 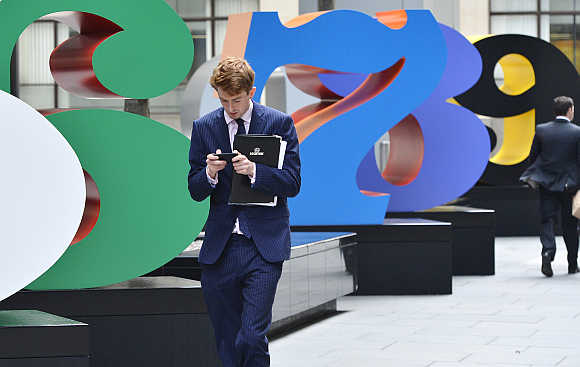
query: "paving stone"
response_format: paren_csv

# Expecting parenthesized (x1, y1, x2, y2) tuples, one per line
(270, 237, 580, 367)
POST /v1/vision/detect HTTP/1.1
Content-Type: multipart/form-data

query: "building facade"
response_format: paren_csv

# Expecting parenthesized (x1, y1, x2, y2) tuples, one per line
(12, 0, 579, 130)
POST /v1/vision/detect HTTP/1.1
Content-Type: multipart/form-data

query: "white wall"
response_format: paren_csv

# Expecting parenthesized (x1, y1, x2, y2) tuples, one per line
(302, 0, 489, 33)
(423, 0, 459, 28)
(260, 0, 299, 23)
(458, 0, 489, 36)
(333, 0, 452, 22)
(334, 0, 404, 15)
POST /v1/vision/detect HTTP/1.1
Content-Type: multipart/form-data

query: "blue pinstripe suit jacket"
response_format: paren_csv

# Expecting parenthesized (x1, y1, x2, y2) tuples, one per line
(188, 102, 301, 264)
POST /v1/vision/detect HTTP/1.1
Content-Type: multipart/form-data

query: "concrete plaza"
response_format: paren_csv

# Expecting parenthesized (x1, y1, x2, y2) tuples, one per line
(270, 237, 580, 367)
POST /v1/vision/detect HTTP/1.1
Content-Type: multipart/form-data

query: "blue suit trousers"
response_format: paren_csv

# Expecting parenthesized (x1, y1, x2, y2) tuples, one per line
(201, 234, 282, 367)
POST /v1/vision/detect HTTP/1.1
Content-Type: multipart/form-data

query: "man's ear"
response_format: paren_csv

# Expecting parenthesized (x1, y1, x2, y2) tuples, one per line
(248, 87, 256, 99)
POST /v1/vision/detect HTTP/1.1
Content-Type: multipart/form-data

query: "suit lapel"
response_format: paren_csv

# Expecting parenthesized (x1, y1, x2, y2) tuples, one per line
(248, 101, 266, 134)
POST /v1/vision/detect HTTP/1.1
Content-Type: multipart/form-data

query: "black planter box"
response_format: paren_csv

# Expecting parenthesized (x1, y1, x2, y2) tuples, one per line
(459, 185, 551, 236)
(292, 219, 453, 295)
(0, 277, 220, 367)
(0, 309, 89, 367)
(148, 232, 358, 334)
(387, 205, 495, 275)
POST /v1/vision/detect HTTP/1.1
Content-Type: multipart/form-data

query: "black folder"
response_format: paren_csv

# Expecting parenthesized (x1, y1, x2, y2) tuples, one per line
(229, 134, 286, 206)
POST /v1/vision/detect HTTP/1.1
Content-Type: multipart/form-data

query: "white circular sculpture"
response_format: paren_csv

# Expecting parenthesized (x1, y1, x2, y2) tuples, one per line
(0, 90, 85, 300)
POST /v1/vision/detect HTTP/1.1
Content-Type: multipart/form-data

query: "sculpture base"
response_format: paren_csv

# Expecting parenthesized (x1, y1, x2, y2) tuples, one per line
(292, 219, 452, 295)
(148, 232, 357, 333)
(387, 205, 495, 275)
(0, 309, 89, 367)
(459, 185, 550, 236)
(0, 277, 220, 367)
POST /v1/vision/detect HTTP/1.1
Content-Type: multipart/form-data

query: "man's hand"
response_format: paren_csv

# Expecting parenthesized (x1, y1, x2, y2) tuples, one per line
(232, 150, 255, 178)
(206, 149, 227, 179)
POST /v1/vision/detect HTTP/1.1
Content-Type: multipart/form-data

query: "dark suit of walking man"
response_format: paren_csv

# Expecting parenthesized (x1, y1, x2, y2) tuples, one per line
(187, 57, 301, 366)
(521, 96, 580, 277)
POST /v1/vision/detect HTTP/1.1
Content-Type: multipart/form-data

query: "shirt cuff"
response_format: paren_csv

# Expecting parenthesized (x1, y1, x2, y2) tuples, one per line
(206, 167, 218, 187)
(249, 162, 256, 185)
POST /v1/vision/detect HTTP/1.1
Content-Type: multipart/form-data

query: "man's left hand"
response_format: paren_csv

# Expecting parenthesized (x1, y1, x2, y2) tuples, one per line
(232, 150, 255, 178)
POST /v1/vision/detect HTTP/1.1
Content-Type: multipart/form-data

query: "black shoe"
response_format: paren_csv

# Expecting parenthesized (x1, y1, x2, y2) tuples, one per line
(568, 263, 579, 274)
(542, 254, 553, 277)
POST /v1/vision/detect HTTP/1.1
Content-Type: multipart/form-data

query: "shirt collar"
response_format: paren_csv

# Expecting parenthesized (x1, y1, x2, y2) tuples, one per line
(224, 100, 253, 125)
(556, 115, 570, 122)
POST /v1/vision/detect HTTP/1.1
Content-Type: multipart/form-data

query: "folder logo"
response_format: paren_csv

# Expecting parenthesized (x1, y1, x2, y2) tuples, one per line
(250, 147, 265, 156)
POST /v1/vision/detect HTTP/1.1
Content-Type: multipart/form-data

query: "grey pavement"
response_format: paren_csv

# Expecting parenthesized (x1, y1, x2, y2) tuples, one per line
(270, 237, 580, 367)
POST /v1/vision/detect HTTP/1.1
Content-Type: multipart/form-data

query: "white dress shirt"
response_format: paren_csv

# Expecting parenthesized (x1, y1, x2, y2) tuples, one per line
(556, 115, 570, 121)
(206, 101, 256, 235)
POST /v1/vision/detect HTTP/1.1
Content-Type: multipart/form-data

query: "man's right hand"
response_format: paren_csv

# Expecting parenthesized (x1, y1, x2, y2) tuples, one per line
(206, 149, 227, 179)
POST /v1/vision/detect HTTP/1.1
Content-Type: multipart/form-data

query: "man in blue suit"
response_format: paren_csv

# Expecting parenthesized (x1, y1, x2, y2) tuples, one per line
(187, 57, 301, 367)
(521, 96, 580, 277)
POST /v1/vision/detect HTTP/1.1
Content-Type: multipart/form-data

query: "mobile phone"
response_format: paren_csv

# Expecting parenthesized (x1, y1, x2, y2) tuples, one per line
(215, 152, 238, 162)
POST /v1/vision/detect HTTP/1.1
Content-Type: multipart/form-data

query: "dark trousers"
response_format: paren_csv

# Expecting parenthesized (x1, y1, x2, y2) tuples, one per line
(539, 188, 579, 264)
(201, 234, 282, 367)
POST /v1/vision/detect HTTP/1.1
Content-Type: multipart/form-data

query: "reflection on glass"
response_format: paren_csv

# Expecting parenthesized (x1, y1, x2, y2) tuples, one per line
(149, 20, 208, 115)
(164, 0, 207, 18)
(18, 22, 57, 109)
(542, 15, 578, 72)
(491, 15, 538, 37)
(19, 85, 55, 110)
(491, 0, 537, 12)
(18, 22, 54, 85)
(186, 21, 207, 83)
(176, 0, 207, 18)
(215, 0, 258, 17)
(542, 0, 574, 11)
(214, 19, 228, 57)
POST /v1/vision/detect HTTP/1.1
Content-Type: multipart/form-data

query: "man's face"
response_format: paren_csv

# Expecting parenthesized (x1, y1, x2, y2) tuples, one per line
(217, 87, 256, 120)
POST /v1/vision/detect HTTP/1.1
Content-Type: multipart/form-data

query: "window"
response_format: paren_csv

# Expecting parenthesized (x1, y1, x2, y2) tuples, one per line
(14, 0, 258, 115)
(491, 0, 580, 72)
